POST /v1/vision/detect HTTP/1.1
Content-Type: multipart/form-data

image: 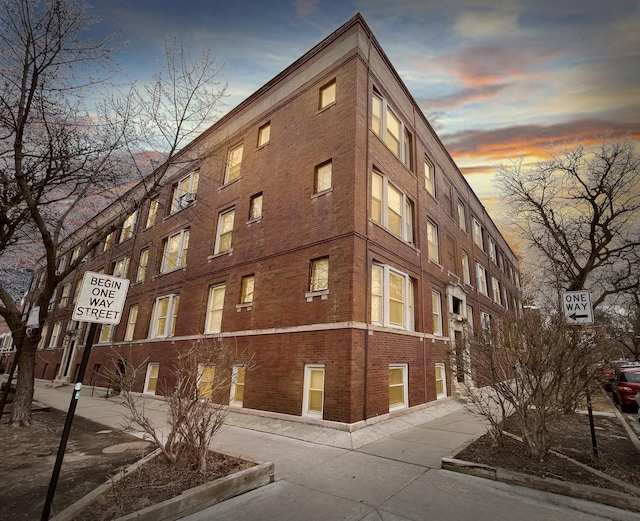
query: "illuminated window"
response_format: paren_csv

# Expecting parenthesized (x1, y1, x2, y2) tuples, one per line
(59, 284, 70, 308)
(371, 92, 412, 166)
(161, 230, 189, 272)
(224, 144, 243, 184)
(319, 80, 336, 109)
(457, 200, 466, 231)
(314, 161, 332, 193)
(303, 364, 325, 418)
(249, 193, 263, 221)
(171, 171, 199, 213)
(205, 285, 226, 333)
(150, 295, 180, 338)
(427, 220, 439, 263)
(492, 276, 502, 305)
(389, 364, 408, 411)
(240, 275, 255, 304)
(103, 233, 114, 252)
(119, 212, 137, 242)
(432, 290, 442, 336)
(371, 264, 414, 330)
(49, 323, 62, 348)
(136, 248, 149, 282)
(435, 363, 447, 399)
(488, 237, 497, 264)
(257, 122, 271, 147)
(198, 365, 215, 399)
(144, 363, 159, 395)
(230, 365, 246, 407)
(146, 199, 159, 228)
(461, 251, 471, 285)
(124, 305, 138, 341)
(371, 171, 414, 244)
(309, 257, 329, 292)
(113, 257, 130, 278)
(98, 323, 114, 344)
(473, 218, 484, 250)
(476, 263, 488, 296)
(214, 209, 234, 254)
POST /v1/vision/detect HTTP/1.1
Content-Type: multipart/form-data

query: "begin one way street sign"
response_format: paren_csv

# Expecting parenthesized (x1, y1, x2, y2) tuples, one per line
(561, 290, 594, 325)
(72, 271, 130, 324)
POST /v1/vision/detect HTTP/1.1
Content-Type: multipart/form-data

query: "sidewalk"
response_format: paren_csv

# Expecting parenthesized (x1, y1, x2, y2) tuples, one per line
(33, 382, 639, 521)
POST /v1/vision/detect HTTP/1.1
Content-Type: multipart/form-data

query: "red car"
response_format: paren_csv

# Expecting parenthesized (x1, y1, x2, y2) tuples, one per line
(612, 367, 640, 411)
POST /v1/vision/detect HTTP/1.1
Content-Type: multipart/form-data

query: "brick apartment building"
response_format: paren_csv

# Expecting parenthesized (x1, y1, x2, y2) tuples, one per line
(25, 14, 521, 426)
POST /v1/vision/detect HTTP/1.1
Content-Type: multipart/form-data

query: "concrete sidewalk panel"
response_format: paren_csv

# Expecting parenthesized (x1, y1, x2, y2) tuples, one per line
(392, 426, 477, 450)
(288, 451, 426, 507)
(420, 410, 487, 435)
(357, 437, 451, 468)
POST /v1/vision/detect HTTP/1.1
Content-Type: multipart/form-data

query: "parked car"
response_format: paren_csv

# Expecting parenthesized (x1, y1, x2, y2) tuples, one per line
(612, 367, 640, 411)
(602, 360, 640, 391)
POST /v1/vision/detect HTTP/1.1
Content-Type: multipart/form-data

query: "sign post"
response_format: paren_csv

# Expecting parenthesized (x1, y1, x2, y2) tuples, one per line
(561, 289, 598, 458)
(41, 272, 129, 520)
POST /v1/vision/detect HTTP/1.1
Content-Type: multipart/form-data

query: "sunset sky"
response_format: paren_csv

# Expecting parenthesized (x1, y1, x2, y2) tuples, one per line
(87, 0, 640, 221)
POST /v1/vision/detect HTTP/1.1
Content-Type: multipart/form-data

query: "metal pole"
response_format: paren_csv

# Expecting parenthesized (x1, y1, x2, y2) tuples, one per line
(41, 322, 97, 521)
(585, 387, 599, 459)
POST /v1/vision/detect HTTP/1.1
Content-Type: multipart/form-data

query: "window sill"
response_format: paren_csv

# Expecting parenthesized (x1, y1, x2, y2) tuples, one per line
(153, 267, 187, 279)
(208, 250, 233, 261)
(316, 101, 335, 114)
(305, 289, 329, 302)
(311, 188, 332, 199)
(218, 176, 241, 191)
(236, 303, 253, 312)
(246, 217, 262, 225)
(256, 142, 269, 151)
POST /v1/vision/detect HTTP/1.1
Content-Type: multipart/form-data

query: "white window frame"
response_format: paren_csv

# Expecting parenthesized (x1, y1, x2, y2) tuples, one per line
(59, 284, 70, 308)
(240, 275, 255, 304)
(98, 323, 114, 344)
(113, 256, 130, 278)
(435, 363, 447, 400)
(136, 248, 149, 282)
(38, 325, 48, 350)
(432, 290, 443, 336)
(124, 304, 138, 341)
(205, 284, 226, 334)
(476, 262, 488, 296)
(480, 311, 491, 335)
(119, 211, 137, 243)
(424, 156, 435, 195)
(371, 92, 411, 166)
(214, 208, 235, 254)
(171, 170, 199, 213)
(143, 363, 160, 395)
(371, 264, 414, 330)
(150, 294, 180, 338)
(197, 364, 215, 400)
(257, 122, 271, 147)
(161, 229, 189, 273)
(309, 257, 329, 293)
(49, 323, 62, 349)
(457, 200, 466, 231)
(461, 251, 471, 285)
(314, 161, 332, 194)
(146, 198, 159, 228)
(473, 218, 484, 250)
(426, 219, 439, 263)
(389, 364, 408, 411)
(302, 364, 325, 418)
(488, 237, 497, 264)
(249, 193, 263, 221)
(224, 143, 243, 184)
(371, 171, 414, 244)
(229, 365, 246, 407)
(319, 80, 336, 109)
(492, 276, 502, 305)
(56, 255, 67, 275)
(103, 233, 114, 252)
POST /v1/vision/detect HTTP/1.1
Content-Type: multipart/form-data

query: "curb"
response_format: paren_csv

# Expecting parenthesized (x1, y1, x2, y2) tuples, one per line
(442, 457, 640, 514)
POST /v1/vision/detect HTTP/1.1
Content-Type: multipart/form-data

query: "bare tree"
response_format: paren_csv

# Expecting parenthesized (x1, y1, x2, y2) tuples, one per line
(495, 139, 640, 309)
(0, 0, 226, 425)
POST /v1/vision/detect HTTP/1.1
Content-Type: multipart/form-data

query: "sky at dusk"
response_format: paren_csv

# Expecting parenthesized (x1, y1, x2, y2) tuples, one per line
(86, 0, 640, 220)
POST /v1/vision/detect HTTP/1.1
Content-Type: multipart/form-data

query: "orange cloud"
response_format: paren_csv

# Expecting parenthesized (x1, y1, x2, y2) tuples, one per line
(293, 0, 318, 16)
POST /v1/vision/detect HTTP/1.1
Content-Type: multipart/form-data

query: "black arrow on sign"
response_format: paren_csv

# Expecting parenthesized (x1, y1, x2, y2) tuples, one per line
(569, 313, 588, 320)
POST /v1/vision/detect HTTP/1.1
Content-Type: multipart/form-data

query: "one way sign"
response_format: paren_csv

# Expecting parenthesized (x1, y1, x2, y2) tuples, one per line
(561, 290, 594, 325)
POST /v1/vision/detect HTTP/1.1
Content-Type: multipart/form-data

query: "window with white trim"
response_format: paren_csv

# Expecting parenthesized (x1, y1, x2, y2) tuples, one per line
(214, 209, 234, 254)
(480, 311, 491, 335)
(230, 365, 246, 407)
(205, 285, 226, 333)
(136, 248, 149, 282)
(492, 276, 501, 305)
(103, 233, 114, 252)
(488, 237, 497, 264)
(249, 193, 263, 221)
(435, 363, 447, 399)
(461, 251, 471, 285)
(389, 364, 408, 411)
(371, 264, 414, 330)
(476, 262, 488, 296)
(124, 304, 138, 341)
(319, 80, 336, 109)
(113, 256, 130, 278)
(240, 275, 254, 304)
(424, 157, 435, 195)
(71, 247, 80, 264)
(56, 255, 67, 275)
(119, 212, 137, 242)
(472, 218, 484, 250)
(503, 287, 509, 310)
(198, 365, 215, 399)
(371, 171, 414, 244)
(427, 220, 439, 263)
(309, 257, 329, 292)
(98, 323, 114, 344)
(314, 161, 332, 193)
(457, 200, 466, 231)
(144, 363, 160, 395)
(224, 144, 243, 184)
(73, 280, 82, 305)
(371, 92, 412, 166)
(38, 325, 48, 350)
(303, 364, 325, 418)
(432, 290, 443, 336)
(59, 284, 70, 308)
(161, 230, 189, 273)
(146, 199, 159, 228)
(466, 304, 474, 330)
(171, 170, 199, 213)
(49, 323, 62, 348)
(257, 122, 271, 147)
(150, 295, 180, 338)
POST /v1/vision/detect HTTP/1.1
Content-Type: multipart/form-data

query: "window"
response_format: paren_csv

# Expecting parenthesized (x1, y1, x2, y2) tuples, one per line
(113, 257, 130, 278)
(240, 275, 255, 304)
(224, 144, 243, 184)
(389, 364, 408, 411)
(38, 325, 48, 350)
(371, 264, 414, 330)
(309, 257, 329, 292)
(161, 229, 189, 272)
(49, 323, 62, 348)
(150, 295, 180, 338)
(249, 193, 263, 221)
(214, 209, 234, 254)
(319, 80, 336, 109)
(257, 122, 271, 147)
(136, 248, 149, 282)
(124, 304, 138, 341)
(144, 363, 160, 395)
(488, 238, 497, 264)
(56, 255, 67, 275)
(59, 284, 70, 308)
(171, 170, 199, 213)
(457, 200, 466, 231)
(98, 324, 114, 344)
(492, 277, 502, 305)
(472, 218, 484, 250)
(314, 161, 332, 193)
(71, 247, 80, 264)
(146, 199, 159, 228)
(103, 232, 114, 252)
(119, 212, 137, 242)
(371, 171, 414, 244)
(424, 157, 434, 195)
(476, 262, 488, 296)
(432, 290, 443, 336)
(480, 311, 491, 335)
(461, 251, 471, 285)
(435, 364, 447, 399)
(205, 285, 226, 333)
(303, 364, 324, 418)
(426, 220, 439, 263)
(73, 280, 82, 305)
(371, 92, 411, 166)
(48, 288, 57, 311)
(466, 304, 474, 329)
(198, 365, 215, 399)
(230, 365, 246, 406)
(503, 288, 509, 310)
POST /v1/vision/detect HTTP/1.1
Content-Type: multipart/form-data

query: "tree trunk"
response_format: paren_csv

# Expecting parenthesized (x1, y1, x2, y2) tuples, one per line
(10, 336, 38, 427)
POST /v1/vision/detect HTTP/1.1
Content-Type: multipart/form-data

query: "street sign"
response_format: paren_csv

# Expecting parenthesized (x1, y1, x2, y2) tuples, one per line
(561, 290, 594, 325)
(72, 271, 130, 325)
